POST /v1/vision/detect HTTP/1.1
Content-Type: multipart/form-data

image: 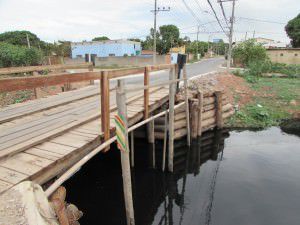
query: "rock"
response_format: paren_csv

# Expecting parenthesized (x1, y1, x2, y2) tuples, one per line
(290, 100, 297, 106)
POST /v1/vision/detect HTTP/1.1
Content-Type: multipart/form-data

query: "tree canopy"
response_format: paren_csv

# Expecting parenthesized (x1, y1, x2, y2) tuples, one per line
(0, 31, 45, 48)
(92, 36, 110, 41)
(285, 14, 300, 47)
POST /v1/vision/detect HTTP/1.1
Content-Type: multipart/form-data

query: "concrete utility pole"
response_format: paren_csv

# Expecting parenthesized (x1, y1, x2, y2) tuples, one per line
(196, 25, 200, 59)
(26, 33, 31, 49)
(151, 1, 170, 65)
(226, 0, 236, 71)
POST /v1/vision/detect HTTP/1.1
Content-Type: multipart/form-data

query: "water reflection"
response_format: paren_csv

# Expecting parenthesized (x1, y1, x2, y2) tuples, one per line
(135, 129, 229, 225)
(64, 128, 228, 225)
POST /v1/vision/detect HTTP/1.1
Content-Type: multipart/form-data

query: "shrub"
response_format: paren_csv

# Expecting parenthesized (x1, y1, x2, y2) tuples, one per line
(232, 39, 268, 66)
(0, 42, 42, 67)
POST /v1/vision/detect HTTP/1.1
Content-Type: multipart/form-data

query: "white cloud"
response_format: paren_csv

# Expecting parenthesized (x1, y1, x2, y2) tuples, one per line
(0, 0, 298, 44)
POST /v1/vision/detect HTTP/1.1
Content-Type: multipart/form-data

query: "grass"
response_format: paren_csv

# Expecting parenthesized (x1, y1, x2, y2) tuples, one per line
(227, 77, 300, 128)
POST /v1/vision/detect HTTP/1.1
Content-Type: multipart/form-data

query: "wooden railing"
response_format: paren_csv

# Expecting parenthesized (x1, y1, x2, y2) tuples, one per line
(0, 64, 175, 151)
(0, 62, 93, 75)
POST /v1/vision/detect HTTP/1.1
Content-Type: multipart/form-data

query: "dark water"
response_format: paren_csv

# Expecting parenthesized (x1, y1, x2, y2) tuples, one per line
(65, 127, 300, 225)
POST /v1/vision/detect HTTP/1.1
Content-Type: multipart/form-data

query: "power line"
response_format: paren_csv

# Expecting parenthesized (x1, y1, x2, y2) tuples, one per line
(181, 0, 201, 24)
(219, 1, 229, 28)
(238, 17, 286, 25)
(206, 0, 228, 36)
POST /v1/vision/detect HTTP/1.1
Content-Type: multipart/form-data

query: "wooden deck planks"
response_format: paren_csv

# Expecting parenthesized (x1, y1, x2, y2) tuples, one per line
(0, 86, 170, 194)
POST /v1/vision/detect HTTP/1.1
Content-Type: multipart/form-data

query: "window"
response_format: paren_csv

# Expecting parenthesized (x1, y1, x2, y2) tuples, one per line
(280, 53, 284, 56)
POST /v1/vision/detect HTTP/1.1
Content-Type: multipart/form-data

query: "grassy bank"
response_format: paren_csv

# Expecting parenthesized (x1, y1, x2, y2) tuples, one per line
(227, 77, 300, 128)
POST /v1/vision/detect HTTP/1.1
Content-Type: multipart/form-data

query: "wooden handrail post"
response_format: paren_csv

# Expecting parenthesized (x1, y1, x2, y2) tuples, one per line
(101, 71, 110, 150)
(168, 65, 176, 172)
(215, 91, 224, 129)
(116, 79, 135, 225)
(144, 66, 150, 119)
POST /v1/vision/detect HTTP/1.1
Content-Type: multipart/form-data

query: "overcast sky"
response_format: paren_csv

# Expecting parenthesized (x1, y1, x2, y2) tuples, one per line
(0, 0, 299, 44)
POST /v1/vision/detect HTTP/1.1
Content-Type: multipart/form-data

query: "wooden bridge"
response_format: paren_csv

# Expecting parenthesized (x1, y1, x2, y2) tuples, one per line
(0, 64, 177, 195)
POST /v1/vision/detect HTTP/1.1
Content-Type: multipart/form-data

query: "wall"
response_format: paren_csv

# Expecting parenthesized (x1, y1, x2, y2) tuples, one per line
(71, 41, 142, 58)
(267, 49, 300, 65)
(64, 55, 169, 67)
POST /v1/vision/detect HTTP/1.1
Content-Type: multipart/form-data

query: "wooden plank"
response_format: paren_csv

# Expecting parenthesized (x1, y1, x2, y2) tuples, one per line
(35, 142, 75, 155)
(0, 63, 93, 75)
(0, 153, 53, 175)
(0, 166, 27, 184)
(25, 148, 62, 161)
(0, 71, 102, 92)
(0, 180, 12, 194)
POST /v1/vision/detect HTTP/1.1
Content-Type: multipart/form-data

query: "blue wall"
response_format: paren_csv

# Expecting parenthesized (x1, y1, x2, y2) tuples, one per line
(71, 42, 142, 58)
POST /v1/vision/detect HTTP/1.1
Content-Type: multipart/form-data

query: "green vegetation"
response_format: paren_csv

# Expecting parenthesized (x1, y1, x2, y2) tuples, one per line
(228, 77, 300, 128)
(232, 39, 268, 66)
(92, 36, 110, 41)
(285, 13, 300, 47)
(0, 42, 42, 67)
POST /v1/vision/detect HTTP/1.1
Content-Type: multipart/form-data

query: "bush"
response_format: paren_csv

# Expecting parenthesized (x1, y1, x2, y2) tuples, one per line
(0, 42, 42, 67)
(232, 39, 268, 66)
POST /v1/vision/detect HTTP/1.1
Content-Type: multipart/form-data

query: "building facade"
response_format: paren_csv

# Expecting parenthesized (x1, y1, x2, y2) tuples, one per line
(71, 40, 142, 59)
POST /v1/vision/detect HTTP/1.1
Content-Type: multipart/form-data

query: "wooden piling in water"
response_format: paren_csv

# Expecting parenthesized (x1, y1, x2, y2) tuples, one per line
(215, 91, 224, 129)
(131, 131, 134, 168)
(116, 80, 135, 225)
(197, 91, 204, 137)
(162, 113, 168, 171)
(168, 66, 176, 172)
(183, 65, 191, 146)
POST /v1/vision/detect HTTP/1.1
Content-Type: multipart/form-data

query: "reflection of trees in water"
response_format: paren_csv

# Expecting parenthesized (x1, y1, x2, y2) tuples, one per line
(133, 129, 229, 225)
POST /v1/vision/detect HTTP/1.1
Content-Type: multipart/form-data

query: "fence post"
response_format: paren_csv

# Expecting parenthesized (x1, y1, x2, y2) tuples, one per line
(116, 79, 135, 225)
(168, 65, 176, 172)
(215, 91, 224, 129)
(183, 64, 190, 146)
(101, 71, 110, 150)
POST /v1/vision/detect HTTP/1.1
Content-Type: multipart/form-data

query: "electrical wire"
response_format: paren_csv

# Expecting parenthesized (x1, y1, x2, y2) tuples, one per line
(219, 1, 229, 28)
(206, 0, 228, 36)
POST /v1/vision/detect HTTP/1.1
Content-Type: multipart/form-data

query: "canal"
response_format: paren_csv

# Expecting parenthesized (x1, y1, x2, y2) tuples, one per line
(65, 126, 300, 225)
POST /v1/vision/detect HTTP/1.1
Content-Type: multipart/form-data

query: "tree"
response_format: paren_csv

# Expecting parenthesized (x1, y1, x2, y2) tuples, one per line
(142, 24, 182, 54)
(285, 14, 300, 47)
(232, 39, 268, 66)
(92, 36, 110, 41)
(0, 31, 44, 48)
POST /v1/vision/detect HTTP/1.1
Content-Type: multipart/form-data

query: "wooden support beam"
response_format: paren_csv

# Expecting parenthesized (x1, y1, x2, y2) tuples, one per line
(190, 102, 198, 139)
(168, 66, 176, 172)
(183, 65, 191, 146)
(197, 91, 204, 137)
(101, 71, 110, 150)
(116, 79, 135, 225)
(215, 91, 224, 129)
(131, 131, 134, 168)
(144, 66, 150, 119)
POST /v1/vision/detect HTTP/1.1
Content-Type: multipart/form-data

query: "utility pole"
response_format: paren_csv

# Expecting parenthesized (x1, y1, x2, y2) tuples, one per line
(26, 33, 31, 49)
(218, 0, 236, 72)
(253, 30, 256, 39)
(196, 25, 200, 59)
(151, 1, 170, 65)
(244, 31, 248, 41)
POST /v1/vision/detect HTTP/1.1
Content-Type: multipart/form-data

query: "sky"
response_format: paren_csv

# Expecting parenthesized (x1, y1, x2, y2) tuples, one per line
(0, 0, 299, 44)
